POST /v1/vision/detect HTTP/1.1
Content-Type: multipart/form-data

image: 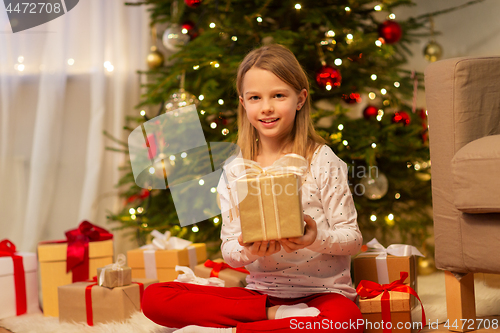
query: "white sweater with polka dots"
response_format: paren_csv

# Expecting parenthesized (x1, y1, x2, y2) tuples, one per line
(217, 144, 362, 300)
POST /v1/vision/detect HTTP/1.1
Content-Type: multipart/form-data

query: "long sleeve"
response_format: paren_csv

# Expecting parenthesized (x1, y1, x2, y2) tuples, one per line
(217, 170, 261, 268)
(306, 146, 363, 256)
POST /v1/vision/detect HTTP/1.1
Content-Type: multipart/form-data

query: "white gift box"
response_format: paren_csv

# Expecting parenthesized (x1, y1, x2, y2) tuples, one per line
(0, 252, 40, 319)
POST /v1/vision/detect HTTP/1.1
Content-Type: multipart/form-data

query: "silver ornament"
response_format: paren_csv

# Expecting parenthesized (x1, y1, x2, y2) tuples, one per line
(359, 172, 388, 200)
(162, 24, 190, 52)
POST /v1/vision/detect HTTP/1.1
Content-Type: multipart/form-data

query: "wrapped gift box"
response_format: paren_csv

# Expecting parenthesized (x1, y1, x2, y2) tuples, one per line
(359, 291, 412, 333)
(127, 243, 206, 282)
(353, 254, 418, 308)
(194, 259, 249, 288)
(0, 252, 40, 319)
(236, 173, 304, 243)
(97, 265, 132, 288)
(58, 278, 157, 325)
(38, 239, 114, 317)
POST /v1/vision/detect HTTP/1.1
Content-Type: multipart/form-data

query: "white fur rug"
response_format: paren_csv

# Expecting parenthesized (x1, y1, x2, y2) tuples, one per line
(1, 271, 500, 333)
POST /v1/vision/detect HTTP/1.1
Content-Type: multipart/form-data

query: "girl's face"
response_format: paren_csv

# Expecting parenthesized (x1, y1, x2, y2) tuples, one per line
(239, 67, 306, 144)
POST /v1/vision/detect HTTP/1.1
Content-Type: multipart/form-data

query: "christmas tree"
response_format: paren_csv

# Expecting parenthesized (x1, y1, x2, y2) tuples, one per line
(107, 0, 482, 254)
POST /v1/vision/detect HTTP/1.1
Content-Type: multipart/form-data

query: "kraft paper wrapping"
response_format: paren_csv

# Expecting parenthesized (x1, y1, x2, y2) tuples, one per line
(194, 259, 249, 288)
(58, 278, 157, 325)
(237, 174, 304, 243)
(97, 266, 132, 289)
(360, 292, 412, 333)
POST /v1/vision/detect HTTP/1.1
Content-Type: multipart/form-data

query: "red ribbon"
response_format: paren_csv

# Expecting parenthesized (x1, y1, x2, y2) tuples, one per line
(64, 221, 113, 282)
(85, 280, 145, 326)
(356, 272, 426, 333)
(0, 239, 27, 316)
(204, 259, 250, 278)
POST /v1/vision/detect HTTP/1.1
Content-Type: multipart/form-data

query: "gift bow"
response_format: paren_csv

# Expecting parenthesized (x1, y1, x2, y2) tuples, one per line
(174, 265, 225, 287)
(204, 259, 249, 277)
(356, 272, 426, 333)
(141, 230, 193, 251)
(65, 221, 113, 281)
(98, 254, 127, 287)
(0, 239, 27, 316)
(358, 238, 423, 284)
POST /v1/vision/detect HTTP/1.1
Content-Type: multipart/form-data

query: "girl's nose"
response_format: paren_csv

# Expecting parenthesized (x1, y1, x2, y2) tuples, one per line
(262, 99, 274, 112)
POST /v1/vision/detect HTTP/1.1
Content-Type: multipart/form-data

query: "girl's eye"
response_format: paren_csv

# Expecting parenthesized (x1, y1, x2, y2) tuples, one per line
(275, 94, 285, 98)
(249, 96, 259, 100)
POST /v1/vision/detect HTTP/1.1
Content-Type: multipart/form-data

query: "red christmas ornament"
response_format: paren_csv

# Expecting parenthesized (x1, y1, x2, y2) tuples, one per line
(315, 65, 342, 89)
(182, 20, 198, 40)
(418, 109, 429, 142)
(184, 0, 202, 8)
(392, 111, 411, 126)
(363, 105, 378, 119)
(342, 92, 361, 104)
(378, 20, 402, 44)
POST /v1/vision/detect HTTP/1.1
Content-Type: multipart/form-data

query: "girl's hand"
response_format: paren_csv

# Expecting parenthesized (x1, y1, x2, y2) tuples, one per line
(280, 215, 317, 253)
(238, 234, 281, 257)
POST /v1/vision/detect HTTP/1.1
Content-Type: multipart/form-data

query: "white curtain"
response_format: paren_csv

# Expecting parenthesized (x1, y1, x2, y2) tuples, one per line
(0, 0, 149, 252)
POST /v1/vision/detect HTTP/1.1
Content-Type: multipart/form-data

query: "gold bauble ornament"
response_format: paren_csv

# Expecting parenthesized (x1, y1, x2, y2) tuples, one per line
(424, 40, 443, 63)
(147, 46, 164, 69)
(418, 256, 437, 275)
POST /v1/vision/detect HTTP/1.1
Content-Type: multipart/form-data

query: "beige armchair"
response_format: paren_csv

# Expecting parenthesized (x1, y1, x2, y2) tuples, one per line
(425, 56, 500, 332)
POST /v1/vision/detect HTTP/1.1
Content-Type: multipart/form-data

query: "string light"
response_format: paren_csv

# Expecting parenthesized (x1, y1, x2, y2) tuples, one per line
(346, 34, 353, 41)
(389, 13, 396, 19)
(376, 115, 383, 121)
(334, 58, 342, 66)
(210, 122, 217, 129)
(256, 16, 263, 23)
(169, 155, 176, 161)
(383, 100, 390, 106)
(388, 214, 394, 220)
(131, 214, 136, 220)
(18, 56, 24, 63)
(213, 217, 220, 224)
(375, 39, 383, 47)
(192, 225, 199, 232)
(325, 84, 332, 91)
(67, 58, 75, 66)
(370, 215, 377, 221)
(140, 110, 146, 116)
(394, 81, 400, 88)
(181, 28, 188, 34)
(368, 92, 376, 99)
(218, 99, 224, 105)
(181, 152, 187, 158)
(129, 208, 136, 215)
(371, 74, 377, 81)
(381, 88, 387, 95)
(149, 167, 155, 174)
(338, 124, 344, 130)
(214, 62, 220, 68)
(395, 193, 401, 199)
(141, 223, 148, 228)
(104, 61, 114, 72)
(345, 6, 351, 12)
(193, 65, 199, 70)
(200, 110, 205, 115)
(222, 128, 229, 135)
(231, 36, 237, 41)
(137, 207, 144, 214)
(371, 143, 377, 148)
(342, 140, 348, 146)
(198, 179, 205, 186)
(295, 3, 301, 10)
(209, 22, 216, 28)
(210, 187, 217, 193)
(326, 30, 335, 37)
(17, 64, 25, 71)
(374, 5, 382, 11)
(199, 94, 204, 101)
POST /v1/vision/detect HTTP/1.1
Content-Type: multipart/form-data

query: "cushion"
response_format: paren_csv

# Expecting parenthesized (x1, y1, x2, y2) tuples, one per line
(452, 135, 500, 213)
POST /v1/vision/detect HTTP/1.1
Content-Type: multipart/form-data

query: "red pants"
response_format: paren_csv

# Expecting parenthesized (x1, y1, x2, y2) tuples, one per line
(142, 282, 364, 333)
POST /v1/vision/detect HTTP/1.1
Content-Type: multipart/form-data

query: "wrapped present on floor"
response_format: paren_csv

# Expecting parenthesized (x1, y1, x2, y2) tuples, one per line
(0, 239, 40, 319)
(353, 238, 424, 308)
(58, 278, 157, 325)
(175, 265, 225, 287)
(38, 221, 114, 317)
(194, 259, 249, 288)
(357, 272, 426, 333)
(97, 254, 132, 288)
(127, 230, 206, 282)
(225, 154, 307, 243)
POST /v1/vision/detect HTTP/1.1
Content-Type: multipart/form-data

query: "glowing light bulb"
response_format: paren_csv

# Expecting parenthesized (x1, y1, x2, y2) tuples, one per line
(129, 208, 136, 215)
(370, 215, 377, 221)
(375, 40, 383, 47)
(394, 81, 400, 88)
(256, 17, 263, 23)
(345, 6, 351, 12)
(381, 88, 387, 95)
(295, 4, 301, 10)
(140, 110, 146, 116)
(231, 36, 237, 41)
(218, 99, 224, 105)
(371, 143, 377, 148)
(211, 187, 217, 193)
(342, 140, 348, 146)
(213, 217, 220, 224)
(199, 94, 204, 101)
(181, 152, 187, 158)
(209, 22, 216, 28)
(67, 58, 75, 66)
(368, 92, 376, 100)
(210, 122, 217, 129)
(338, 124, 344, 130)
(374, 5, 382, 11)
(371, 74, 377, 81)
(199, 179, 205, 186)
(192, 225, 199, 232)
(149, 167, 155, 174)
(193, 65, 200, 70)
(326, 30, 335, 37)
(170, 155, 176, 161)
(334, 58, 342, 66)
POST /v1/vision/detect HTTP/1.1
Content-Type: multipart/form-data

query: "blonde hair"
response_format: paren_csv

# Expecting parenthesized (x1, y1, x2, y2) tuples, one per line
(235, 44, 327, 166)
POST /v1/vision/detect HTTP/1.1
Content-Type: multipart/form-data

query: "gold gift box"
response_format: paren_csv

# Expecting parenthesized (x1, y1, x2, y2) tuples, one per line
(236, 174, 304, 243)
(127, 243, 206, 282)
(194, 259, 249, 288)
(58, 278, 157, 325)
(38, 239, 114, 317)
(359, 291, 412, 333)
(97, 266, 132, 288)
